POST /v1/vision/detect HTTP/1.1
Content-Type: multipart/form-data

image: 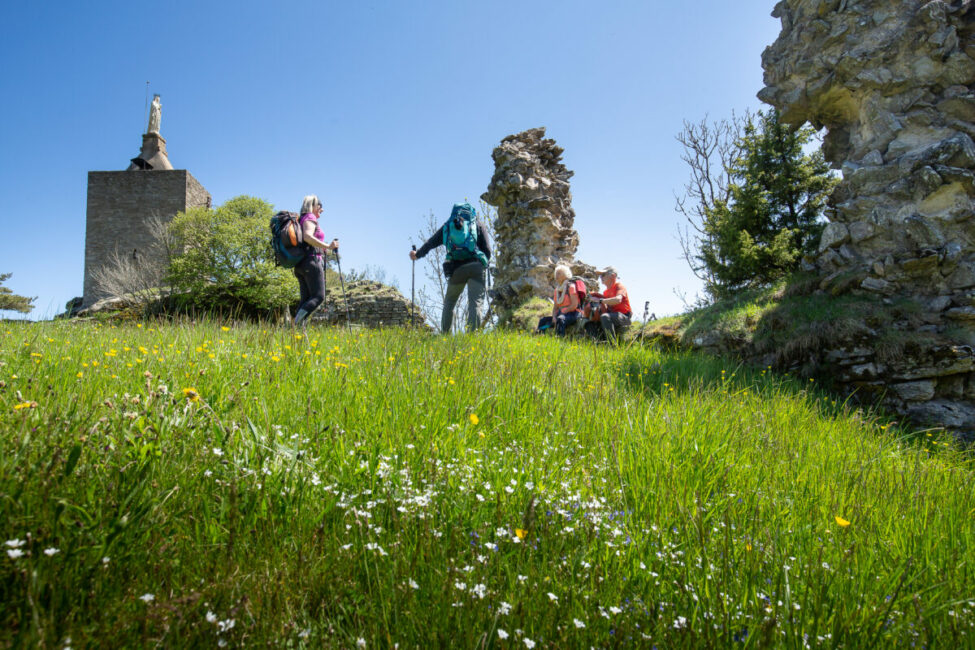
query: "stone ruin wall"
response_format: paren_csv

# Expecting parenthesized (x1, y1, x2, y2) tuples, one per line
(760, 0, 975, 434)
(481, 128, 597, 315)
(312, 280, 427, 329)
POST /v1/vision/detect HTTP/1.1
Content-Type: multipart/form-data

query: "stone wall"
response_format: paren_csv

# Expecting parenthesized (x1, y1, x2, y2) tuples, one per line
(83, 170, 210, 307)
(760, 0, 975, 286)
(757, 0, 975, 435)
(481, 128, 597, 314)
(313, 280, 428, 328)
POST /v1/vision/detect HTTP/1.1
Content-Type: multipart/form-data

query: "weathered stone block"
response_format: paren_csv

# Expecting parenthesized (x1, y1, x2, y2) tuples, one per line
(891, 380, 936, 402)
(945, 306, 975, 320)
(907, 400, 975, 429)
(901, 254, 940, 276)
(946, 264, 975, 289)
(848, 221, 875, 243)
(860, 277, 893, 293)
(819, 222, 850, 251)
(937, 375, 966, 399)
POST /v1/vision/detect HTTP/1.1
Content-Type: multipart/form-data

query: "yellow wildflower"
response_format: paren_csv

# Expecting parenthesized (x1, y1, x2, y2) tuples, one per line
(515, 528, 527, 540)
(182, 387, 200, 402)
(835, 515, 851, 528)
(221, 326, 231, 331)
(13, 401, 37, 410)
(469, 413, 479, 426)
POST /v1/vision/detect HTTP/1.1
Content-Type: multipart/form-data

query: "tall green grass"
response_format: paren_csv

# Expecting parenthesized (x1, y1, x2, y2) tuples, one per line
(1, 320, 972, 647)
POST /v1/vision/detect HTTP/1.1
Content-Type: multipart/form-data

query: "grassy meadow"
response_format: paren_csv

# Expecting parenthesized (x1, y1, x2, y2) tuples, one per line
(1, 320, 973, 648)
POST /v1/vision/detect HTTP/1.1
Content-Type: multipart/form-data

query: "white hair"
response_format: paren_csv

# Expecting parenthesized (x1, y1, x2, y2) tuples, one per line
(553, 264, 572, 282)
(300, 195, 321, 215)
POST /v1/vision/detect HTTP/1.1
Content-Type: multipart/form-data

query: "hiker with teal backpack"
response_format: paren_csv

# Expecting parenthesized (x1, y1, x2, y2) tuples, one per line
(409, 202, 492, 333)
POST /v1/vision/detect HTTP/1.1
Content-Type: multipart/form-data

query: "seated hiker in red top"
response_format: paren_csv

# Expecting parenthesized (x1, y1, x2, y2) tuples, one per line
(595, 266, 631, 343)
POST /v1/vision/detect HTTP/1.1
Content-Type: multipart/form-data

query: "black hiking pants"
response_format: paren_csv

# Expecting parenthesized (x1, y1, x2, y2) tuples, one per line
(294, 254, 326, 316)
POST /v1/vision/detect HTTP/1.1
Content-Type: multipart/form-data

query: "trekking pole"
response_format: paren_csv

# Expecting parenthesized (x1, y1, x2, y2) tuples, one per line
(485, 265, 493, 328)
(333, 249, 352, 333)
(322, 250, 328, 321)
(411, 245, 416, 329)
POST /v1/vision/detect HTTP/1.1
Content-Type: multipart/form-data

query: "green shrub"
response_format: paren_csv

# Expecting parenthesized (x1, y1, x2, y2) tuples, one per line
(166, 196, 296, 315)
(503, 296, 551, 332)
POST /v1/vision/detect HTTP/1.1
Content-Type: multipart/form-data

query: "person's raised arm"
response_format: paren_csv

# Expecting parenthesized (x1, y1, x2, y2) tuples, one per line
(302, 220, 337, 251)
(410, 226, 444, 260)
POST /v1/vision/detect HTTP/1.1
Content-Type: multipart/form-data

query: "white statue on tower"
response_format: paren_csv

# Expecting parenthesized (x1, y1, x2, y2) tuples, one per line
(147, 94, 162, 134)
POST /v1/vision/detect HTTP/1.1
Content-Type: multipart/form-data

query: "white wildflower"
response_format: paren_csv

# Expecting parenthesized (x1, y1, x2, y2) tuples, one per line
(497, 629, 509, 639)
(524, 639, 535, 649)
(139, 593, 154, 603)
(573, 618, 586, 628)
(212, 447, 223, 456)
(498, 601, 512, 615)
(7, 549, 24, 559)
(5, 539, 25, 548)
(43, 547, 59, 557)
(547, 592, 558, 603)
(356, 637, 366, 648)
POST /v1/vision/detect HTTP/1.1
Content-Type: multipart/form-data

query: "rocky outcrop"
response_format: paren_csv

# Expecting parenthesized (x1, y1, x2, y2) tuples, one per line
(756, 0, 975, 437)
(313, 280, 427, 328)
(760, 0, 975, 285)
(481, 128, 597, 314)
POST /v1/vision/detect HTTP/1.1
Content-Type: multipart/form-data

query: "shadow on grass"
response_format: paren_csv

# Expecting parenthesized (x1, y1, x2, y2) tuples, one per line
(615, 341, 970, 457)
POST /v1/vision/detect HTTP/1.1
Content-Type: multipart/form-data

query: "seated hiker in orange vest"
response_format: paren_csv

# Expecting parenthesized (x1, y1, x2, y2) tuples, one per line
(594, 266, 631, 343)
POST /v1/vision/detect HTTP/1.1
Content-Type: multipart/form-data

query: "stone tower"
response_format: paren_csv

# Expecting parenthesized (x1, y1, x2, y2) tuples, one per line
(82, 97, 210, 307)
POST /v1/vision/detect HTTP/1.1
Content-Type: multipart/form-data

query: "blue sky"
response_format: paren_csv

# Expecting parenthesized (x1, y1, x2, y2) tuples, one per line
(0, 0, 782, 320)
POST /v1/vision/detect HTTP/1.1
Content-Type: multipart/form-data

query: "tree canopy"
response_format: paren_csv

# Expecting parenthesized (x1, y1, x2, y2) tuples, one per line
(0, 273, 34, 314)
(678, 110, 837, 300)
(166, 196, 296, 313)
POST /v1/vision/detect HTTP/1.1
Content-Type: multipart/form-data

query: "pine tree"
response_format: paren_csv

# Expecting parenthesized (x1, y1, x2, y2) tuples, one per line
(687, 110, 837, 297)
(0, 273, 35, 314)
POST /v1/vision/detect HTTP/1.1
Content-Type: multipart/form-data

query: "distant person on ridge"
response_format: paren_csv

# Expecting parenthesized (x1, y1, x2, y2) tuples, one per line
(593, 266, 631, 343)
(293, 195, 339, 327)
(409, 203, 492, 333)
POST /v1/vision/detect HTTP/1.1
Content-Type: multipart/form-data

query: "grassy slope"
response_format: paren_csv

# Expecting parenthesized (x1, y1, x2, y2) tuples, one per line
(0, 321, 973, 647)
(640, 277, 950, 370)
